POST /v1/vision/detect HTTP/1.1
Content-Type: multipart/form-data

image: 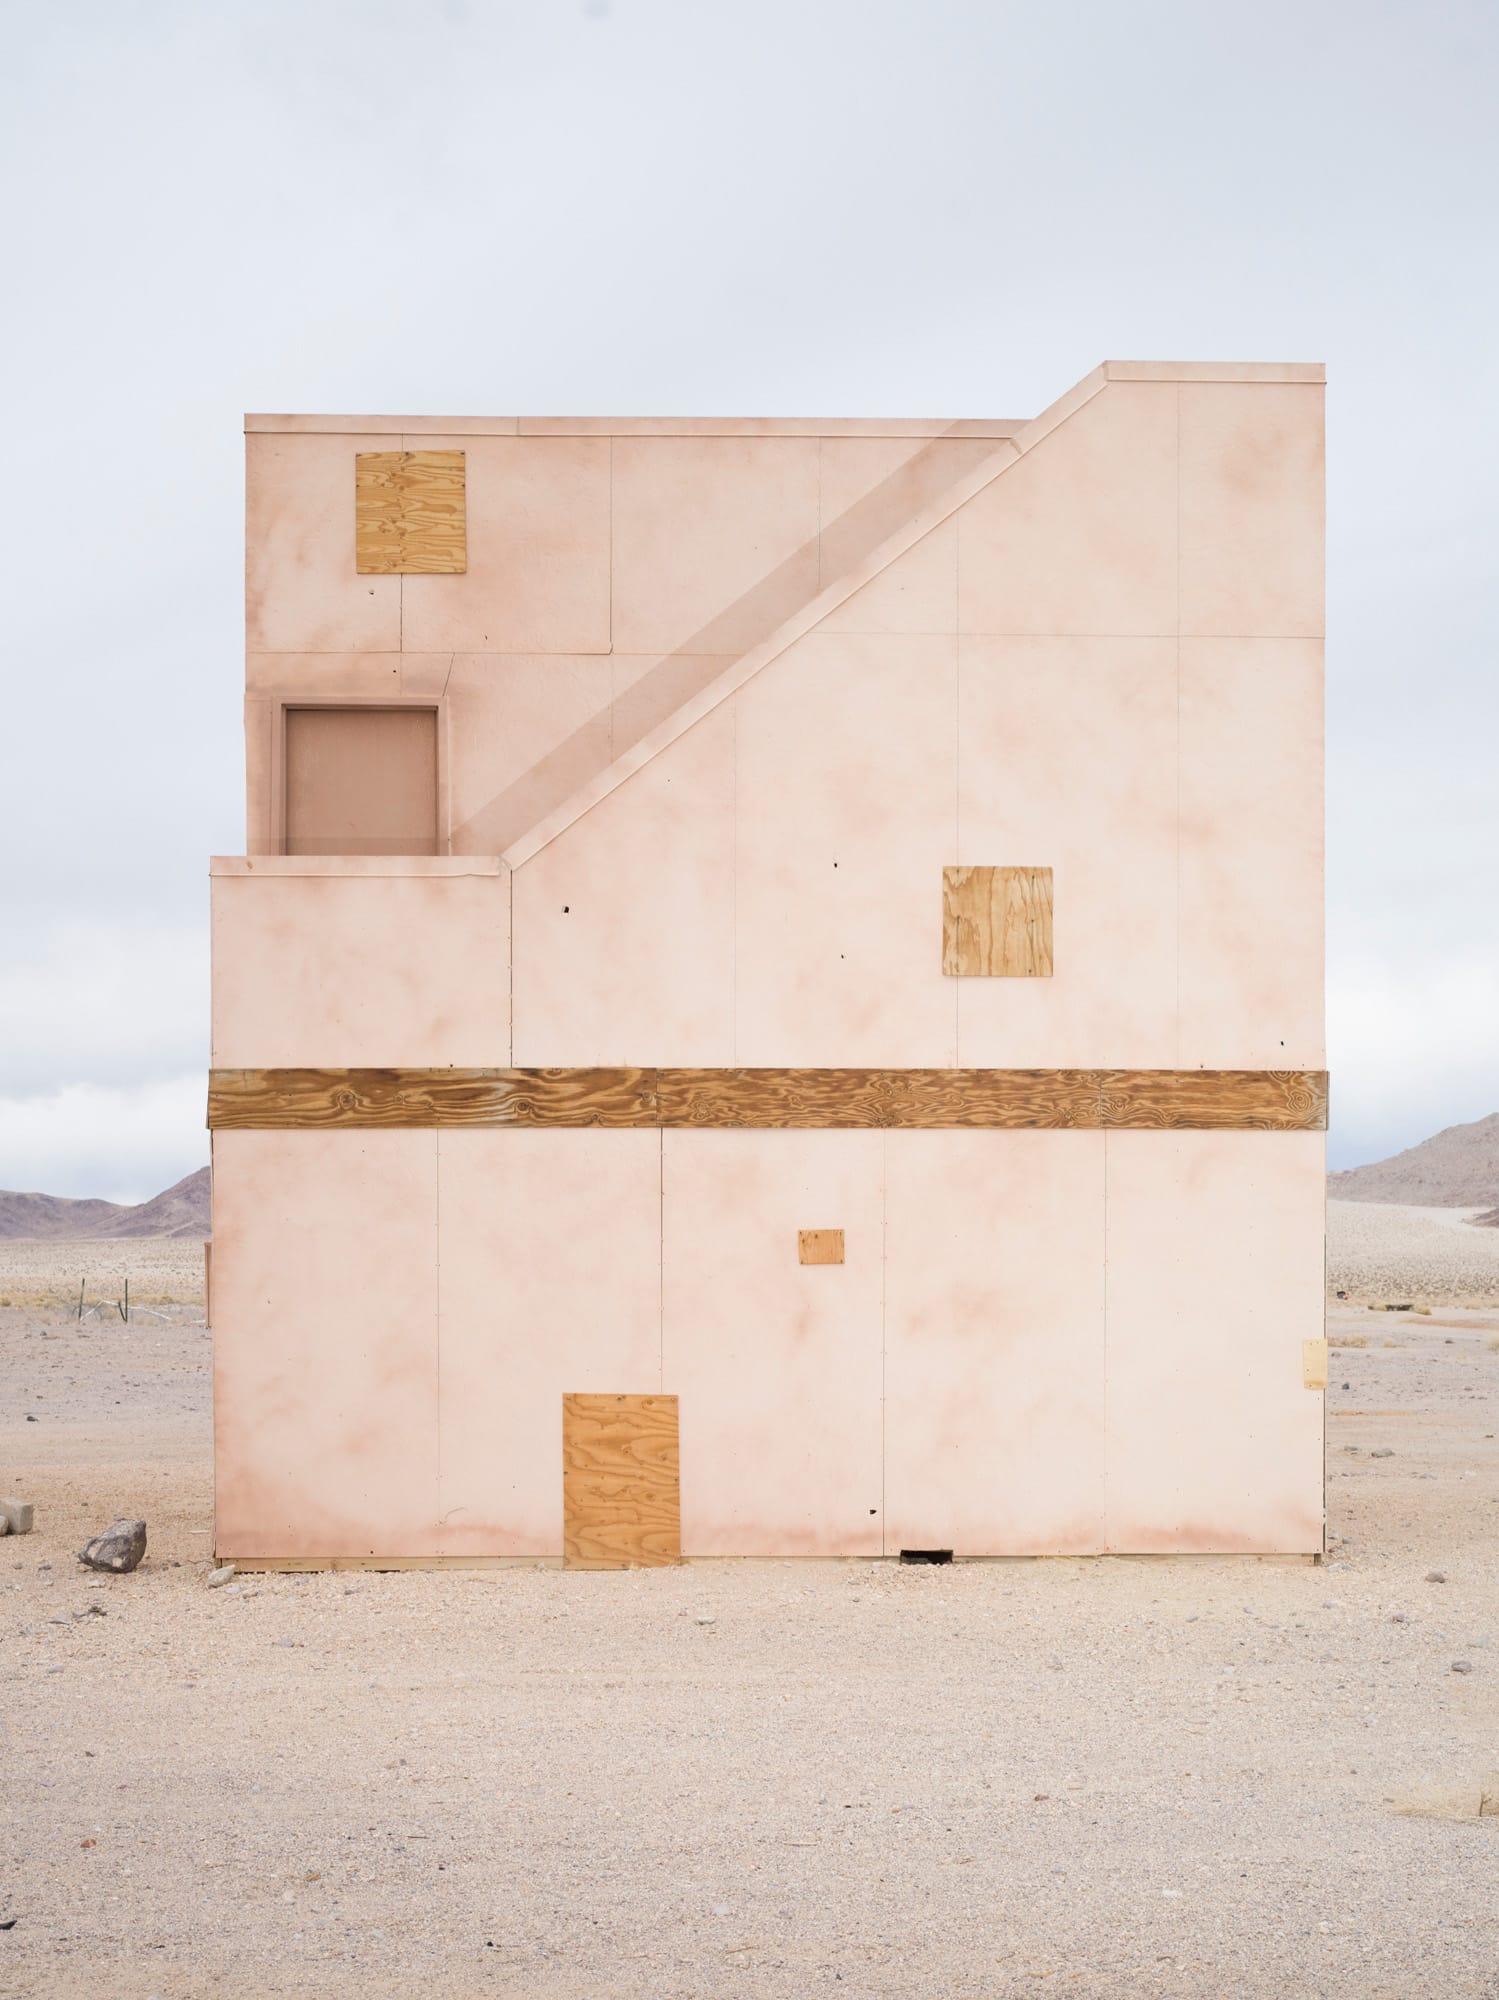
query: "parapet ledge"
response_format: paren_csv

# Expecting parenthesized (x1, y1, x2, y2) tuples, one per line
(242, 414, 1028, 438)
(210, 856, 507, 878)
(1103, 361, 1325, 383)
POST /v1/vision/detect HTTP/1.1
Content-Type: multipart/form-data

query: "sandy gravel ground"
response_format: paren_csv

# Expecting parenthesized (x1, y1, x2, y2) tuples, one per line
(2, 1257, 1499, 1996)
(1328, 1199, 1499, 1307)
(0, 1235, 206, 1310)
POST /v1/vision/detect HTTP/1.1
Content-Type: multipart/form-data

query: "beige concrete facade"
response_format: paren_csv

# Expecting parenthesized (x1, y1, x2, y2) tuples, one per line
(213, 362, 1326, 1562)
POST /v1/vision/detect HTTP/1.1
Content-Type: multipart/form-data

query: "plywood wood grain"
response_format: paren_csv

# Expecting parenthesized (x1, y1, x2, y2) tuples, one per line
(1302, 1338, 1329, 1391)
(355, 450, 466, 574)
(209, 1067, 1329, 1132)
(1097, 1069, 1330, 1131)
(562, 1393, 680, 1569)
(660, 1067, 1101, 1129)
(798, 1228, 845, 1264)
(396, 450, 467, 573)
(943, 866, 1054, 977)
(208, 1067, 659, 1129)
(353, 452, 406, 574)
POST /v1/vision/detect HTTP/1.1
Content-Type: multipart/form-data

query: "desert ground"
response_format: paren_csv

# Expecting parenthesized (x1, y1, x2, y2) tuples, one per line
(3, 1207, 1498, 1998)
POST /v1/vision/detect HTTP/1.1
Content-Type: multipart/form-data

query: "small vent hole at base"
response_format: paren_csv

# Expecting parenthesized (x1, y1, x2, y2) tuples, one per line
(899, 1549, 953, 1565)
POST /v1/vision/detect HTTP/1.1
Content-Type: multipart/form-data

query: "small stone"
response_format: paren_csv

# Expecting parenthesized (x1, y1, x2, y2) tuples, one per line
(1390, 1612, 1408, 1624)
(1426, 1572, 1448, 1584)
(205, 1566, 237, 1588)
(77, 1520, 147, 1574)
(1370, 1448, 1395, 1459)
(1452, 1661, 1474, 1675)
(712, 1903, 731, 1917)
(0, 1499, 33, 1535)
(696, 1615, 717, 1626)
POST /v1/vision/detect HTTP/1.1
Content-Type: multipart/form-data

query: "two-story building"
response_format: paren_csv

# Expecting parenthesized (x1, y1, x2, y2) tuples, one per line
(209, 361, 1327, 1567)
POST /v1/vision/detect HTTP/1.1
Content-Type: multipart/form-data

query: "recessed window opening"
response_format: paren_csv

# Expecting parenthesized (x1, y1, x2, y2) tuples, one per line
(284, 707, 438, 856)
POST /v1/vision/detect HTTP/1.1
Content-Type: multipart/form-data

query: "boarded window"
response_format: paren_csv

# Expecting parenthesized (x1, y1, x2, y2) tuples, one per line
(284, 707, 439, 856)
(942, 866, 1054, 977)
(562, 1394, 681, 1569)
(798, 1229, 845, 1264)
(355, 450, 466, 574)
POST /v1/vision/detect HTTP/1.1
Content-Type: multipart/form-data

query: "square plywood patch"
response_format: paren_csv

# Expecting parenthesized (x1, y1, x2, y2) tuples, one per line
(798, 1228, 845, 1265)
(1302, 1338, 1328, 1390)
(356, 450, 466, 575)
(562, 1393, 680, 1569)
(943, 865, 1053, 977)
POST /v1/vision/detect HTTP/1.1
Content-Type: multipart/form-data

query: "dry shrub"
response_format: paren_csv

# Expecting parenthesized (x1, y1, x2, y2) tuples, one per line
(1333, 1334, 1370, 1349)
(1487, 1336, 1499, 1355)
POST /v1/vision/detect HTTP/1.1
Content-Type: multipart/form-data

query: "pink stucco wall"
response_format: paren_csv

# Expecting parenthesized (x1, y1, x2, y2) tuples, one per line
(212, 1126, 1324, 1558)
(214, 364, 1326, 1560)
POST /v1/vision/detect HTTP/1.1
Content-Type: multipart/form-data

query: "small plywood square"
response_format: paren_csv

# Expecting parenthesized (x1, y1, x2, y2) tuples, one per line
(562, 1393, 680, 1569)
(942, 865, 1054, 977)
(1302, 1338, 1329, 1390)
(798, 1229, 845, 1265)
(355, 450, 466, 575)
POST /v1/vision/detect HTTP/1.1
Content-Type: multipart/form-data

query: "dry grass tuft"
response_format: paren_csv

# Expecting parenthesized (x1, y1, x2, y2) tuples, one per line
(1333, 1334, 1370, 1349)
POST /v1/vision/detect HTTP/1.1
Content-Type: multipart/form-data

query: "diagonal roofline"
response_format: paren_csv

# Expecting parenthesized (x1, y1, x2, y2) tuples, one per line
(497, 359, 1323, 869)
(499, 365, 1109, 869)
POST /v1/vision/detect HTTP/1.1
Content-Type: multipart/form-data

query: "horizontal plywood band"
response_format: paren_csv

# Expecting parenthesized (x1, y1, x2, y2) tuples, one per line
(208, 1068, 1327, 1131)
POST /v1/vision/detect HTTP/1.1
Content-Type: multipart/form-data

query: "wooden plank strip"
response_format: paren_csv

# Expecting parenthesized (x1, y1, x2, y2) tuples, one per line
(207, 1067, 1328, 1131)
(658, 1068, 1106, 1129)
(562, 1393, 680, 1570)
(1302, 1339, 1329, 1391)
(207, 1067, 659, 1129)
(1097, 1069, 1329, 1131)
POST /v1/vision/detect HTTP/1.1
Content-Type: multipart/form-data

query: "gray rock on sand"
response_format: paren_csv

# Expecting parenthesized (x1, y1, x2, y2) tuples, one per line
(78, 1520, 147, 1573)
(1, 1498, 34, 1534)
(206, 1565, 237, 1588)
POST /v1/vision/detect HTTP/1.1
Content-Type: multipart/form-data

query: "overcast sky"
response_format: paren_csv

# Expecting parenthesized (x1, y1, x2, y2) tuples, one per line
(0, 0, 1494, 1199)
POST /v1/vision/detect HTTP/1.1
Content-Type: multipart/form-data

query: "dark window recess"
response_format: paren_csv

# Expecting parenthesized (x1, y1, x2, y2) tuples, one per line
(898, 1549, 953, 1565)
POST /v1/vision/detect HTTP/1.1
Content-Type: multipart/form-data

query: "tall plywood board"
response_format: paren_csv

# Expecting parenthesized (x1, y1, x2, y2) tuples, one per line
(562, 1393, 681, 1568)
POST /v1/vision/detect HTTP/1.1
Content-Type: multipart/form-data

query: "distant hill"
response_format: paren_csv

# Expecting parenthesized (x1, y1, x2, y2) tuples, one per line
(1328, 1113, 1499, 1210)
(0, 1167, 210, 1241)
